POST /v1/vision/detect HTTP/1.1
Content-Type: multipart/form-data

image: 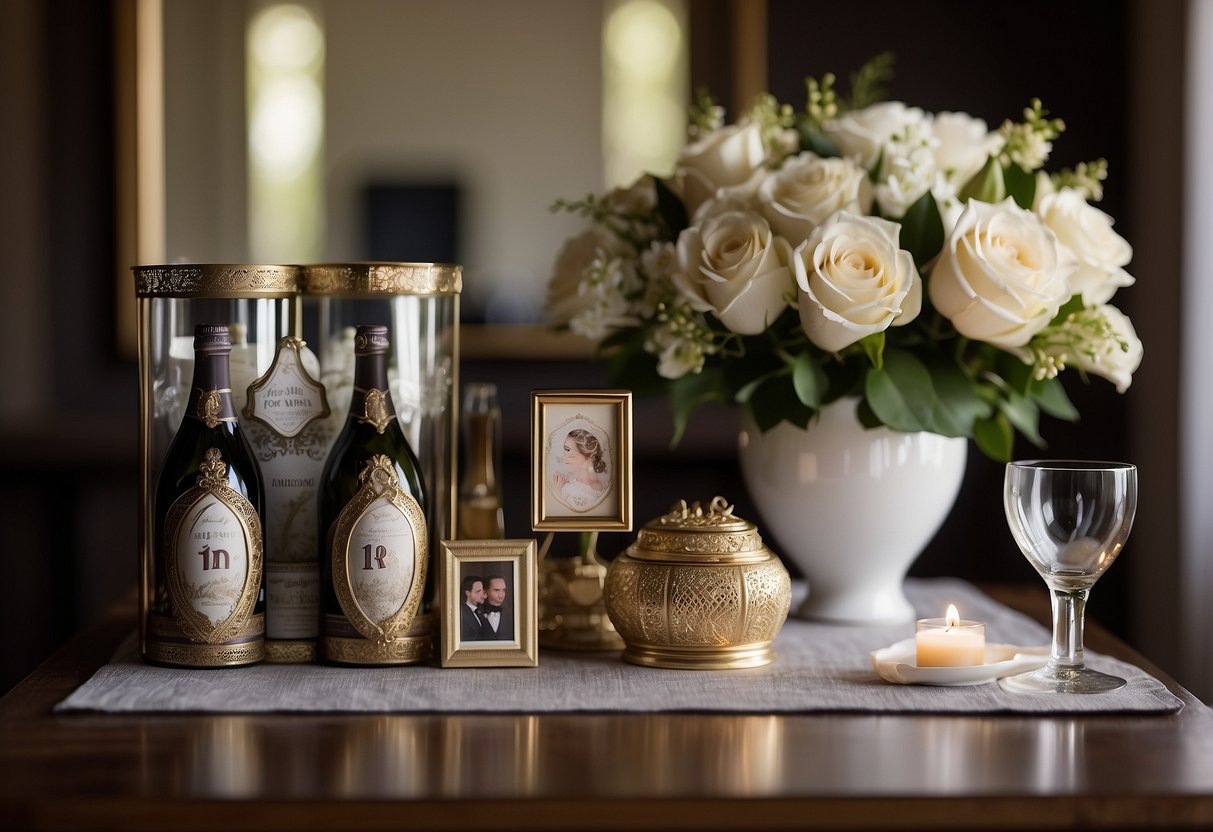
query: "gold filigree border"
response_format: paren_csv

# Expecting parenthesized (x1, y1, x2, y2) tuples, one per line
(302, 262, 462, 297)
(265, 639, 318, 664)
(133, 264, 300, 298)
(331, 455, 428, 646)
(145, 639, 265, 668)
(320, 634, 433, 665)
(164, 448, 265, 645)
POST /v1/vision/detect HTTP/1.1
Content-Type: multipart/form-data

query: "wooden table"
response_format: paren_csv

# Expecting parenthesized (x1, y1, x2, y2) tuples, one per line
(2, 587, 1211, 831)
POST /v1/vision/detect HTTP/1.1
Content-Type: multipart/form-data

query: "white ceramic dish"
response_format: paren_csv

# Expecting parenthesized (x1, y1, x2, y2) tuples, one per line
(870, 638, 1050, 686)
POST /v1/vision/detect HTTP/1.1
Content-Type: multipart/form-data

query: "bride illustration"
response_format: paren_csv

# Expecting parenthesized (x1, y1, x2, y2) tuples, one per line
(550, 426, 610, 512)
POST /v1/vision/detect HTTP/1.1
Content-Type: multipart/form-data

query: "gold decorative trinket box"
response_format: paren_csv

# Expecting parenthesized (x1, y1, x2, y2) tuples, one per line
(603, 497, 791, 670)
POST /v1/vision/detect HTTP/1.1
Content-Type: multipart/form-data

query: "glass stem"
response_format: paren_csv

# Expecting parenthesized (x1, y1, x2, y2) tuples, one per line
(1049, 588, 1088, 670)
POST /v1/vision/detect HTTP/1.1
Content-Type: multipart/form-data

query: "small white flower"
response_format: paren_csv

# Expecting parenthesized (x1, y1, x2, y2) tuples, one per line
(823, 101, 930, 170)
(1035, 305, 1142, 393)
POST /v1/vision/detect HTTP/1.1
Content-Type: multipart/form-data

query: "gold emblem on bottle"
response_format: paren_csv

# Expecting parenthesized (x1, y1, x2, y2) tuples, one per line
(330, 455, 427, 646)
(163, 447, 264, 645)
(362, 388, 392, 434)
(199, 390, 222, 428)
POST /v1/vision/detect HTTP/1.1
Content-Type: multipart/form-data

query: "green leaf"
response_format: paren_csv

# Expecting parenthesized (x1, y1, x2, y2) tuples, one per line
(927, 357, 992, 437)
(821, 359, 866, 405)
(859, 331, 886, 370)
(670, 368, 728, 446)
(974, 413, 1014, 462)
(958, 156, 1006, 204)
(791, 352, 827, 408)
(1031, 376, 1080, 422)
(654, 177, 689, 238)
(799, 124, 840, 158)
(734, 367, 786, 404)
(1048, 294, 1085, 326)
(607, 340, 665, 397)
(749, 374, 813, 432)
(897, 190, 945, 270)
(999, 390, 1045, 448)
(856, 397, 883, 429)
(1003, 162, 1037, 210)
(597, 326, 644, 352)
(994, 350, 1035, 396)
(863, 349, 936, 432)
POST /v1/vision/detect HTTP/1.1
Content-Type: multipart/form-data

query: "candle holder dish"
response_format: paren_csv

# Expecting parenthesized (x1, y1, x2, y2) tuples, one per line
(870, 639, 1049, 686)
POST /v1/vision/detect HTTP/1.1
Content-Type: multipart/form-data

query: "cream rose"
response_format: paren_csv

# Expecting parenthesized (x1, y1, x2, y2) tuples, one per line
(822, 101, 929, 170)
(756, 152, 870, 246)
(793, 212, 921, 352)
(672, 121, 767, 216)
(931, 112, 1001, 186)
(545, 227, 612, 326)
(672, 210, 794, 335)
(929, 198, 1075, 349)
(1036, 188, 1134, 305)
(1062, 304, 1143, 393)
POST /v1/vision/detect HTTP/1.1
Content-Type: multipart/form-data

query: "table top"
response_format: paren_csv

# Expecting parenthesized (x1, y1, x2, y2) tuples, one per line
(2, 586, 1211, 831)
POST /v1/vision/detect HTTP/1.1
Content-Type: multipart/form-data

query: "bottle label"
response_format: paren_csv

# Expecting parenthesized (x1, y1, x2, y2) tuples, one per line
(163, 448, 263, 644)
(331, 455, 427, 644)
(244, 337, 330, 439)
(265, 562, 320, 639)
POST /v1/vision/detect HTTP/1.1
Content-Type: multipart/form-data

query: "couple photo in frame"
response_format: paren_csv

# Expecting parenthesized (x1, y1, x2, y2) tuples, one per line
(440, 539, 538, 668)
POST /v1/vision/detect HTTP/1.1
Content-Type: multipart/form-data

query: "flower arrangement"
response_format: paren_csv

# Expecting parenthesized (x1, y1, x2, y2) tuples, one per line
(546, 56, 1142, 460)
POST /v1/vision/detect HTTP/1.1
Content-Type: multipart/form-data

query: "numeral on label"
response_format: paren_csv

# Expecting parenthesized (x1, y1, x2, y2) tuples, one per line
(361, 544, 389, 570)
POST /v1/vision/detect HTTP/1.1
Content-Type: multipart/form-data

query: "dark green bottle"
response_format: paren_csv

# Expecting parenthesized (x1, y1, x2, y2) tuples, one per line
(318, 325, 431, 665)
(146, 324, 266, 667)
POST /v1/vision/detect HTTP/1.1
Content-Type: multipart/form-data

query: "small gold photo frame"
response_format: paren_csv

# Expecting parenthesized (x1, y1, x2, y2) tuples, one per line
(440, 539, 538, 668)
(531, 390, 633, 532)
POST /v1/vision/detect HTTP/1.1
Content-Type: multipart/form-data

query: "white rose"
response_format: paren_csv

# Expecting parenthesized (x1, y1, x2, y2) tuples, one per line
(672, 210, 794, 335)
(793, 212, 921, 352)
(822, 101, 929, 170)
(545, 227, 612, 326)
(931, 112, 1002, 186)
(1036, 188, 1134, 305)
(672, 121, 767, 216)
(1061, 304, 1143, 394)
(603, 175, 658, 216)
(756, 152, 871, 246)
(929, 198, 1075, 349)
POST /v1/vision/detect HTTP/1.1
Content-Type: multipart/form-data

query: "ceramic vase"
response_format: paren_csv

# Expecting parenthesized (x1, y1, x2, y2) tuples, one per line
(737, 398, 967, 624)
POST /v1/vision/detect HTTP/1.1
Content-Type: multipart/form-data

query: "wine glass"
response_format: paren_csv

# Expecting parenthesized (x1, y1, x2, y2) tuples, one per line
(1002, 460, 1137, 693)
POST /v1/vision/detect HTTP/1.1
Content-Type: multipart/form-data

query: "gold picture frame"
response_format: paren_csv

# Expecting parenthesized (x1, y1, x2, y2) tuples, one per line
(440, 539, 538, 668)
(531, 390, 633, 532)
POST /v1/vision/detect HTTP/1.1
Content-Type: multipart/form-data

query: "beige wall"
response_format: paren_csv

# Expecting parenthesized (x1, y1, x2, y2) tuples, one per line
(162, 0, 605, 318)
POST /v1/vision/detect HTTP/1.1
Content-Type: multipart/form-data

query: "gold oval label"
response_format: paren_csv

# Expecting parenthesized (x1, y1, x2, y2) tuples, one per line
(332, 455, 427, 645)
(164, 448, 264, 644)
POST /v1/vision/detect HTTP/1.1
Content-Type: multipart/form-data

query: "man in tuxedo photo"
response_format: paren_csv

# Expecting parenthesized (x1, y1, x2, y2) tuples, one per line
(460, 575, 487, 641)
(481, 574, 513, 641)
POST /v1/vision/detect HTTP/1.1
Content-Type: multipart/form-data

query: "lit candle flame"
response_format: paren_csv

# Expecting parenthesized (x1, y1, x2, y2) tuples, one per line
(945, 604, 961, 628)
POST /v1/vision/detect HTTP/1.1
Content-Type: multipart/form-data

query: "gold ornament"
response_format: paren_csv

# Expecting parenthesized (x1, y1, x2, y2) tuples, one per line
(604, 496, 791, 670)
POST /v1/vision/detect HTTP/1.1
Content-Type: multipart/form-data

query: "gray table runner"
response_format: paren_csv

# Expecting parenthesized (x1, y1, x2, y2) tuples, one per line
(56, 579, 1184, 715)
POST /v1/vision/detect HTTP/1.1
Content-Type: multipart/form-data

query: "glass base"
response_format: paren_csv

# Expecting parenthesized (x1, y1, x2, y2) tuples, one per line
(1001, 664, 1126, 694)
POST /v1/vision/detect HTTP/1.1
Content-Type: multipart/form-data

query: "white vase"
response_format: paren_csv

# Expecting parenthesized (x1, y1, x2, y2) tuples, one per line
(738, 398, 967, 624)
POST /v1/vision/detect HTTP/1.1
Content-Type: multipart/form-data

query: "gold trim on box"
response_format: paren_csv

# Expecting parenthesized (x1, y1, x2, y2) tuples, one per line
(530, 390, 633, 533)
(440, 539, 539, 668)
(265, 639, 317, 664)
(302, 262, 462, 297)
(145, 639, 266, 668)
(133, 264, 301, 298)
(331, 455, 428, 646)
(621, 641, 776, 670)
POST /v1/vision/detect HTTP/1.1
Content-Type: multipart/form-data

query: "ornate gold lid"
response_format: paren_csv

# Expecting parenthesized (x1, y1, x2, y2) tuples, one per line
(133, 264, 301, 298)
(629, 497, 768, 565)
(302, 262, 462, 297)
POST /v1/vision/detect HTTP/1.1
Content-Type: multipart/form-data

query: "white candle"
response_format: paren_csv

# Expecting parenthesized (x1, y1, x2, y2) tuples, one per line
(915, 604, 986, 667)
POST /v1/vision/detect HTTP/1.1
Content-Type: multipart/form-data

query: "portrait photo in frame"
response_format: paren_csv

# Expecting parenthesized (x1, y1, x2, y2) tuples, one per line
(530, 390, 633, 532)
(440, 539, 538, 668)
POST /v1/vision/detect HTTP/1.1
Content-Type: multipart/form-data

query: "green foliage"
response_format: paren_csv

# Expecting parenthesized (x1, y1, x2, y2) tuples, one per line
(898, 191, 945, 270)
(959, 156, 1006, 204)
(849, 52, 895, 110)
(670, 368, 728, 445)
(791, 351, 827, 408)
(1003, 162, 1037, 210)
(974, 413, 1014, 462)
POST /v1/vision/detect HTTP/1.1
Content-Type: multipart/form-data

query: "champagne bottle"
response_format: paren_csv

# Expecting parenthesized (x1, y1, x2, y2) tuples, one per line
(147, 324, 266, 667)
(458, 382, 505, 539)
(318, 324, 432, 665)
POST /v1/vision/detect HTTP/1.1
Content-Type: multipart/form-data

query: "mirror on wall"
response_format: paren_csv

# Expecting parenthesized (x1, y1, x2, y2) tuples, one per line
(160, 0, 690, 323)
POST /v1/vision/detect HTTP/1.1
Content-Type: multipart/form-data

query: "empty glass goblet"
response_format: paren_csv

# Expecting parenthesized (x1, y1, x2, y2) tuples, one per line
(1002, 460, 1137, 693)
